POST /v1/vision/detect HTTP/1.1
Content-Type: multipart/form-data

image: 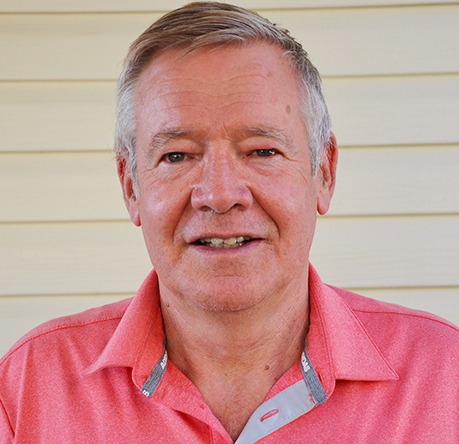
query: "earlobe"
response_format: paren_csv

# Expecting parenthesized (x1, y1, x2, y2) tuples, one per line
(116, 157, 141, 227)
(317, 133, 338, 215)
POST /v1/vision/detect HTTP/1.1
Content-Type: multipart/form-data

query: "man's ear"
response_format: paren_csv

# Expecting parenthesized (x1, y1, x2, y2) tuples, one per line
(317, 132, 338, 215)
(116, 156, 141, 227)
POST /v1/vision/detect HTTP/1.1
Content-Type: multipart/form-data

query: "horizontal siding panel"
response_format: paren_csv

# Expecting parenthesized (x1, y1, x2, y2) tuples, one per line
(310, 215, 459, 288)
(0, 14, 158, 81)
(2, 75, 458, 152)
(350, 288, 459, 326)
(325, 75, 459, 146)
(0, 82, 115, 152)
(0, 152, 127, 222)
(1, 222, 152, 297)
(0, 295, 127, 357)
(1, 287, 457, 358)
(2, 1, 458, 13)
(1, 146, 458, 223)
(1, 6, 458, 80)
(331, 146, 459, 216)
(1, 216, 458, 296)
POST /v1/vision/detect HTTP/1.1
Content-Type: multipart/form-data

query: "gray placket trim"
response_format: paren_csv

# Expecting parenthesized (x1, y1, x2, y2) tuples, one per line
(140, 344, 328, 442)
(300, 350, 328, 404)
(235, 349, 327, 444)
(141, 342, 168, 397)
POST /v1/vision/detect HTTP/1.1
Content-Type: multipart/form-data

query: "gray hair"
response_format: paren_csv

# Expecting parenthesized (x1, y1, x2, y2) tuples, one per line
(114, 1, 332, 186)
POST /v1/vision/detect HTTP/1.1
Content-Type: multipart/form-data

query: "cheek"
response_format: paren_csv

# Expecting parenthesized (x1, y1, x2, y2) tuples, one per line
(257, 170, 316, 218)
(138, 177, 188, 232)
(257, 174, 317, 249)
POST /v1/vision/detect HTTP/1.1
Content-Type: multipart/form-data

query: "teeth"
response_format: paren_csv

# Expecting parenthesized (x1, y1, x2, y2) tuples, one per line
(200, 236, 251, 248)
(210, 238, 224, 247)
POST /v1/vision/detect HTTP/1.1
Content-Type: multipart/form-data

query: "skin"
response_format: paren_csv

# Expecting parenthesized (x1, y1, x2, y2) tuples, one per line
(118, 42, 337, 439)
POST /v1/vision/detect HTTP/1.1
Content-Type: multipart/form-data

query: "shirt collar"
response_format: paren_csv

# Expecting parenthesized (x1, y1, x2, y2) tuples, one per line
(307, 265, 398, 396)
(86, 269, 166, 390)
(86, 266, 398, 396)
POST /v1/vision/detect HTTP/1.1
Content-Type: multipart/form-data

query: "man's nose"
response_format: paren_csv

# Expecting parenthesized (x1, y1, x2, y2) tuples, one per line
(191, 150, 253, 213)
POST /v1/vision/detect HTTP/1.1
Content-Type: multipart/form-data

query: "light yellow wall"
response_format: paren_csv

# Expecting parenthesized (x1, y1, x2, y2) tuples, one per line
(1, 1, 458, 355)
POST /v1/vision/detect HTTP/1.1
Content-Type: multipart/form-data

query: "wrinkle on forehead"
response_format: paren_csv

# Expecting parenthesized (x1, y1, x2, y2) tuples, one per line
(137, 75, 273, 114)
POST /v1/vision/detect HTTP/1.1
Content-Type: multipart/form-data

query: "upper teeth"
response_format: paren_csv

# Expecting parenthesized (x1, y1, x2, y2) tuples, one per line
(200, 236, 250, 248)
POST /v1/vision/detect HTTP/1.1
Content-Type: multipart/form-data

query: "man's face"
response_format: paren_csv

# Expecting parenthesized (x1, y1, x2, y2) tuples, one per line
(120, 42, 336, 313)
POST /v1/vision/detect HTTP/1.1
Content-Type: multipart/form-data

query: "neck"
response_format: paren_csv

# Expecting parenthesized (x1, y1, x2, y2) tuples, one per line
(160, 284, 309, 440)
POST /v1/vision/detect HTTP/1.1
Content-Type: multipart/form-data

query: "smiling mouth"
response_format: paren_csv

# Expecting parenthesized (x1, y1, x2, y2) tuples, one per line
(196, 236, 253, 249)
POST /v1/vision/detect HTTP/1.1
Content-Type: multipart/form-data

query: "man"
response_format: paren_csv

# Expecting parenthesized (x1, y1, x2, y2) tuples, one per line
(1, 2, 457, 443)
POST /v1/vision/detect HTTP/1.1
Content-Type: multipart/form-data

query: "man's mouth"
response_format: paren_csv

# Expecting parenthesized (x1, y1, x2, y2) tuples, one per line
(196, 236, 253, 249)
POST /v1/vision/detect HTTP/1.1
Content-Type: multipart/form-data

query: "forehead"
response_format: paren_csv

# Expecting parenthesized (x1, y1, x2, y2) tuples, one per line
(136, 42, 300, 102)
(134, 42, 304, 141)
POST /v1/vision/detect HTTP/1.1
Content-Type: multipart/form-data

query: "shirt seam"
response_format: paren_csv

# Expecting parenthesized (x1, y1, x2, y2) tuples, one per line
(0, 315, 123, 368)
(338, 300, 399, 380)
(352, 308, 459, 333)
(0, 395, 14, 438)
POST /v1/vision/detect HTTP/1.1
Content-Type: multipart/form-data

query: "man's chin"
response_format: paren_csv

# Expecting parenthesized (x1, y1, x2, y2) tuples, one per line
(188, 283, 266, 313)
(197, 295, 264, 314)
(158, 272, 280, 314)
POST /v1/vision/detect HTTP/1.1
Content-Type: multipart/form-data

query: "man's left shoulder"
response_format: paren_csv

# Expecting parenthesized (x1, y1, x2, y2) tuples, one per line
(333, 285, 459, 349)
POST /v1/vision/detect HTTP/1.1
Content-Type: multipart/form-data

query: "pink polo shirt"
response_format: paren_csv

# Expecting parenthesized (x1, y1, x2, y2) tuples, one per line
(1, 266, 458, 443)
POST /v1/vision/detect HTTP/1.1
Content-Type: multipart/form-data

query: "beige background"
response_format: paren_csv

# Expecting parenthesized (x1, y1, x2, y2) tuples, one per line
(1, 0, 458, 356)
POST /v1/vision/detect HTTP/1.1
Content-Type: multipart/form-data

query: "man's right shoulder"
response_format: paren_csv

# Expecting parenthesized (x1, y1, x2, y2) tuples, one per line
(0, 297, 132, 368)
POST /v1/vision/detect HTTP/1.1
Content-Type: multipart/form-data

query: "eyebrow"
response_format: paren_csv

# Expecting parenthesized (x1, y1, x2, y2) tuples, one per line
(240, 127, 292, 147)
(148, 128, 192, 151)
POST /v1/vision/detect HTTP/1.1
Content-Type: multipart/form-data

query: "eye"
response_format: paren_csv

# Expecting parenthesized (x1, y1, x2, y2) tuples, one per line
(163, 152, 185, 163)
(254, 149, 278, 157)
